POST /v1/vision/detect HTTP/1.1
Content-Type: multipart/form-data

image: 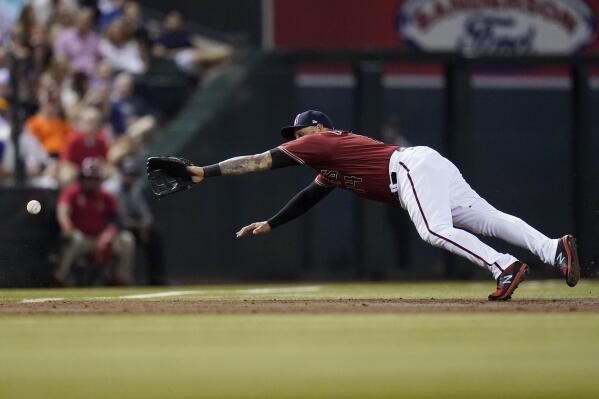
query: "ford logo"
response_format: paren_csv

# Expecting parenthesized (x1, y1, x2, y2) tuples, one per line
(397, 0, 596, 54)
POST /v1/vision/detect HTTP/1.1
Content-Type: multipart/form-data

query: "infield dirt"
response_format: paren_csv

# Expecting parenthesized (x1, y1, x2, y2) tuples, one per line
(2, 298, 599, 315)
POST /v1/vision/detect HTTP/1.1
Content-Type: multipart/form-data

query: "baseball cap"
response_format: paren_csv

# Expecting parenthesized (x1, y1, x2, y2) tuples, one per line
(280, 110, 334, 140)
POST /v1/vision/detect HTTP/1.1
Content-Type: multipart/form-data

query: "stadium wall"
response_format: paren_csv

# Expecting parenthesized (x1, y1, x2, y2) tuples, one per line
(147, 56, 598, 282)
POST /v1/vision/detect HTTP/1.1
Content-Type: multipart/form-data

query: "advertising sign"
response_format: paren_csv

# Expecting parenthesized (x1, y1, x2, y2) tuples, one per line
(398, 0, 596, 54)
(271, 0, 599, 53)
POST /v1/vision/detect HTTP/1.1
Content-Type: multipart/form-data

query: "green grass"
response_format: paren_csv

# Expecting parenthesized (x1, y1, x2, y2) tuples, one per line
(1, 280, 598, 302)
(0, 281, 598, 398)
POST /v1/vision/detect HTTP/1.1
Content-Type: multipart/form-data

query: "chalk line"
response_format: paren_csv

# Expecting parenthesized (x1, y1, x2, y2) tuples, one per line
(19, 286, 321, 303)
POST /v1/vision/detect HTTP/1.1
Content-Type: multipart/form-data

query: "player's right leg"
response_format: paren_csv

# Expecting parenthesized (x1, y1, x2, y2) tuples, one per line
(450, 191, 580, 287)
(392, 147, 528, 300)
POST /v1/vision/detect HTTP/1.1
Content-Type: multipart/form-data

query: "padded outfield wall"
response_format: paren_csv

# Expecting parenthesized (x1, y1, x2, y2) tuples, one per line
(146, 56, 599, 283)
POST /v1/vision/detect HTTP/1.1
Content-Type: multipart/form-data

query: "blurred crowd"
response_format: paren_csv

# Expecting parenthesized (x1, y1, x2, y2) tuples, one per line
(0, 0, 232, 286)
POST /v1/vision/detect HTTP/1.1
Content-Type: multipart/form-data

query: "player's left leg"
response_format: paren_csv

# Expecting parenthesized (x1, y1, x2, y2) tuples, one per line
(447, 167, 579, 286)
(452, 199, 555, 262)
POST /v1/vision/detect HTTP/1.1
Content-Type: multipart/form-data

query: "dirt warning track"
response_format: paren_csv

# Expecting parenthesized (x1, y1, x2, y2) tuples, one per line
(1, 298, 599, 315)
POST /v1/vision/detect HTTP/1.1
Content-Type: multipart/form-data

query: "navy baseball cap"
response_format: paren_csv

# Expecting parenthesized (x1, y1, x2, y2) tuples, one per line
(280, 110, 334, 140)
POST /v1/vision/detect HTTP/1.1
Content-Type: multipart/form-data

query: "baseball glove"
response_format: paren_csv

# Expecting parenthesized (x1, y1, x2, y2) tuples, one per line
(147, 156, 195, 197)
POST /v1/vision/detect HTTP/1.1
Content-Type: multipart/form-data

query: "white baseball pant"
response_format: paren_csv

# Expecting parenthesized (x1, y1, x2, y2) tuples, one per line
(388, 146, 558, 279)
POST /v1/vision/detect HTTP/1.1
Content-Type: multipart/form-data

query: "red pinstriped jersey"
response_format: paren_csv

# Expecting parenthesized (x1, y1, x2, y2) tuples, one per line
(278, 130, 399, 203)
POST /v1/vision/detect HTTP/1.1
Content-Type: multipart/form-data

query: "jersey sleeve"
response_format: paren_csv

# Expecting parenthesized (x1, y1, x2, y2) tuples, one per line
(277, 134, 335, 165)
(269, 148, 299, 169)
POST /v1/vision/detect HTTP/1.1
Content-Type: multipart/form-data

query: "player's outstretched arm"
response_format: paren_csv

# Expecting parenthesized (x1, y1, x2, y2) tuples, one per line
(187, 150, 274, 183)
(188, 148, 297, 183)
(147, 149, 296, 197)
(236, 181, 334, 238)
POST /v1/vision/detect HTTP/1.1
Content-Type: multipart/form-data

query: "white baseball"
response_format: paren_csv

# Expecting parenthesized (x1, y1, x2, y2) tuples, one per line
(26, 200, 41, 215)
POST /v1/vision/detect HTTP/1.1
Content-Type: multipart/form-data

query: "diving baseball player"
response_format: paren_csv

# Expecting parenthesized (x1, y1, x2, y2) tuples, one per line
(147, 110, 580, 301)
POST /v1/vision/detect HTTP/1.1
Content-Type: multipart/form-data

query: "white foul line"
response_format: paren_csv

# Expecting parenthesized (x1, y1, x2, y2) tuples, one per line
(239, 286, 321, 294)
(19, 286, 322, 303)
(21, 297, 66, 304)
(106, 290, 202, 300)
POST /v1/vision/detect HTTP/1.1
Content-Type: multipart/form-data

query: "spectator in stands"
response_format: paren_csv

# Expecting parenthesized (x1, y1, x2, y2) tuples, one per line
(47, 3, 76, 43)
(154, 11, 192, 53)
(109, 72, 144, 136)
(55, 157, 134, 286)
(28, 22, 53, 84)
(153, 10, 232, 76)
(122, 1, 150, 59)
(106, 157, 166, 285)
(39, 56, 92, 122)
(59, 106, 109, 184)
(99, 17, 146, 75)
(18, 91, 70, 187)
(38, 56, 88, 121)
(54, 7, 101, 78)
(25, 92, 71, 157)
(11, 5, 48, 113)
(12, 3, 37, 49)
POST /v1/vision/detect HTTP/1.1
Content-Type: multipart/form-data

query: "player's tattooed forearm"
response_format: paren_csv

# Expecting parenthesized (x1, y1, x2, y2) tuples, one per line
(219, 151, 272, 175)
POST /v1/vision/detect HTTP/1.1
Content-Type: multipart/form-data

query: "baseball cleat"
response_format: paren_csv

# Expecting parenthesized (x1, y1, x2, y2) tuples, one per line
(555, 235, 580, 287)
(488, 262, 529, 301)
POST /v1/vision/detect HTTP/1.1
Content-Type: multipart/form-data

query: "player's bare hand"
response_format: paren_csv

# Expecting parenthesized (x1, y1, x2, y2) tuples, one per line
(236, 221, 271, 238)
(187, 166, 204, 183)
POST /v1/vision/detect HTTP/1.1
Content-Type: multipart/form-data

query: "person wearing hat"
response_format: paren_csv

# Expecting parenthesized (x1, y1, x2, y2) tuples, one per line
(55, 157, 134, 286)
(150, 110, 580, 301)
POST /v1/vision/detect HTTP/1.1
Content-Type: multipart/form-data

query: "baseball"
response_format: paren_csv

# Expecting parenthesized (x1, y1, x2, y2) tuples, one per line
(26, 200, 41, 215)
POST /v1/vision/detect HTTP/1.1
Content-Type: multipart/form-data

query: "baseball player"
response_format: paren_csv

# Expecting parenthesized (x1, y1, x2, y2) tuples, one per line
(147, 110, 580, 300)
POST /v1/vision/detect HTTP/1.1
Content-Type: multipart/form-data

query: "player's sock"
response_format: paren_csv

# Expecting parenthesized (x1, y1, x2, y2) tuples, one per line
(547, 238, 561, 267)
(491, 256, 518, 280)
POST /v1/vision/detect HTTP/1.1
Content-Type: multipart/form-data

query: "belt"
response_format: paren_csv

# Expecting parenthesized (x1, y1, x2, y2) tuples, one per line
(390, 171, 400, 202)
(389, 148, 404, 202)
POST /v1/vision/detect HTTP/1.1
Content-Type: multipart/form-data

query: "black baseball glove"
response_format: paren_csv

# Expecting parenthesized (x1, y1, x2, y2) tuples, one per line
(147, 156, 195, 197)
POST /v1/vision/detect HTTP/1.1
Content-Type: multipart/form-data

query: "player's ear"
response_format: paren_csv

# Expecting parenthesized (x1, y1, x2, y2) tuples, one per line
(316, 123, 324, 131)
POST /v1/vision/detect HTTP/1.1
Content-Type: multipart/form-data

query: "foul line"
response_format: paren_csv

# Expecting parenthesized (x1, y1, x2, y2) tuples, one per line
(19, 286, 322, 304)
(21, 297, 66, 304)
(91, 290, 202, 300)
(239, 286, 320, 294)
